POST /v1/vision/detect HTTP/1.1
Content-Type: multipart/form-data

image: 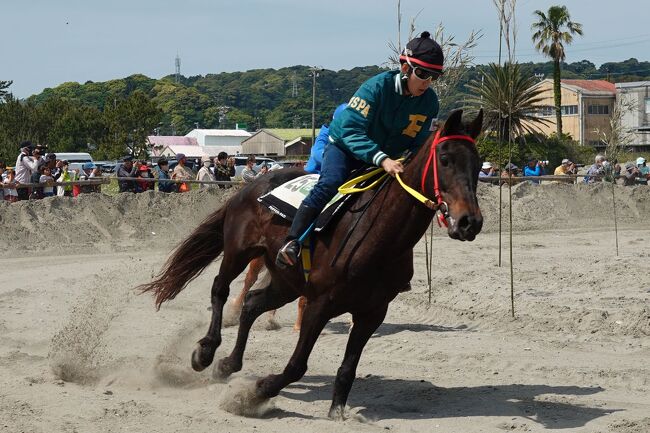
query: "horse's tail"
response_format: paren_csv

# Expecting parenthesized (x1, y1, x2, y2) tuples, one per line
(139, 204, 227, 309)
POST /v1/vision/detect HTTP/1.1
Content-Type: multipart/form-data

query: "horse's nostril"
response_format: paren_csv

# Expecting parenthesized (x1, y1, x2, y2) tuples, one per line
(457, 214, 482, 236)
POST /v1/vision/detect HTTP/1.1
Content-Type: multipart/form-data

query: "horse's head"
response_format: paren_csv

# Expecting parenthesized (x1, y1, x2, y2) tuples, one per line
(426, 109, 483, 241)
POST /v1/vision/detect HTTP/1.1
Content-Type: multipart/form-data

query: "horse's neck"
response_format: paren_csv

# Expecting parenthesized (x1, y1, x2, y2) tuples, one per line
(368, 145, 435, 251)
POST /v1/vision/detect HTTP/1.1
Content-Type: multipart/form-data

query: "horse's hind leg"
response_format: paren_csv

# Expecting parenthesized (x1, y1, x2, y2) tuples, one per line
(223, 257, 266, 327)
(215, 280, 297, 379)
(191, 252, 250, 372)
(328, 304, 388, 419)
(254, 295, 333, 400)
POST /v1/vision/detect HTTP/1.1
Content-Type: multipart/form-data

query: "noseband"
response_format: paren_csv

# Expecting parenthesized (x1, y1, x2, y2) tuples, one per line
(420, 130, 476, 227)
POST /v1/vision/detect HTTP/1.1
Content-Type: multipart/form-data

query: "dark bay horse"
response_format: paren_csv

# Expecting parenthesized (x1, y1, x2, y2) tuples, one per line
(139, 109, 484, 417)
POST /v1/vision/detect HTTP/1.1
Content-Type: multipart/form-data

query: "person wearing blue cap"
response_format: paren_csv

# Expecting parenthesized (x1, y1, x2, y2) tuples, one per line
(305, 103, 348, 174)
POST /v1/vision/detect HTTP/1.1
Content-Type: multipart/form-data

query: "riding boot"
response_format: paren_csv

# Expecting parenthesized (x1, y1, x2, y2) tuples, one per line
(276, 203, 320, 269)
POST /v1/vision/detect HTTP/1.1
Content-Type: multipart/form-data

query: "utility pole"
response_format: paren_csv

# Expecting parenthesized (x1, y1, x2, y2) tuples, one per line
(309, 67, 323, 146)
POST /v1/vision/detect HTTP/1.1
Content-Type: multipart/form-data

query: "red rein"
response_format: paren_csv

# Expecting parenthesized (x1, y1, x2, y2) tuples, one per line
(420, 130, 476, 227)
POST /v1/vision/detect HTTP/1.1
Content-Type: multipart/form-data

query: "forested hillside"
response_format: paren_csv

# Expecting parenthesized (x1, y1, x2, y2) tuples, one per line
(1, 58, 649, 162)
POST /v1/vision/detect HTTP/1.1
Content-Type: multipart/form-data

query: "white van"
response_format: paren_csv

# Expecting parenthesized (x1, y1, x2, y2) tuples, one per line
(53, 152, 94, 172)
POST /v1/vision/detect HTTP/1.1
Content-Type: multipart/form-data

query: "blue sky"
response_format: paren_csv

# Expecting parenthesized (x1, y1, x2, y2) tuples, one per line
(3, 0, 649, 98)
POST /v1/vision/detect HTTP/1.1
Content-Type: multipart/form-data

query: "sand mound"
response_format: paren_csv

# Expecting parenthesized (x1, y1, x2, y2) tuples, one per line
(0, 188, 236, 254)
(1, 183, 647, 254)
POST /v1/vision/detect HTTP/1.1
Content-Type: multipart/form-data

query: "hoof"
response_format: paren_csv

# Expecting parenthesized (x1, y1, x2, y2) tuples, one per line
(214, 357, 242, 380)
(328, 404, 347, 420)
(190, 342, 216, 372)
(219, 378, 274, 417)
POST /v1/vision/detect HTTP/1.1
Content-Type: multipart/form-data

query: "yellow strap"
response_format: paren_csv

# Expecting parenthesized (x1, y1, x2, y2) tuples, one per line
(337, 167, 387, 194)
(337, 158, 435, 208)
(301, 237, 312, 282)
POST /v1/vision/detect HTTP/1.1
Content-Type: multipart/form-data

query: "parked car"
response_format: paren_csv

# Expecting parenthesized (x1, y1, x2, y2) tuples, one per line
(53, 152, 94, 173)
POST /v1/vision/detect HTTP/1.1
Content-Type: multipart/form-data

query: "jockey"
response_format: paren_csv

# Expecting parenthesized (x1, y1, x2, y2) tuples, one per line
(276, 31, 443, 268)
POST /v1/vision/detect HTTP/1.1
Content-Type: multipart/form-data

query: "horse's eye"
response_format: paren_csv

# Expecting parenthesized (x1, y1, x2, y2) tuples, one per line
(439, 154, 449, 166)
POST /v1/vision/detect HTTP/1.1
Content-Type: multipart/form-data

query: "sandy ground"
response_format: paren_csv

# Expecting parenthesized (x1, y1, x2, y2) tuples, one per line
(1, 184, 649, 433)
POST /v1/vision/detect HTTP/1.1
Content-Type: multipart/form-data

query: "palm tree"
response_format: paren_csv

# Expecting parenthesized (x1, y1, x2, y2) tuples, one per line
(531, 5, 583, 137)
(466, 63, 550, 143)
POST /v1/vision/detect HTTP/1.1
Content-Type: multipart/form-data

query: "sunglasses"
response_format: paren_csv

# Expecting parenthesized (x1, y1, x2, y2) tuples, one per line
(412, 67, 441, 82)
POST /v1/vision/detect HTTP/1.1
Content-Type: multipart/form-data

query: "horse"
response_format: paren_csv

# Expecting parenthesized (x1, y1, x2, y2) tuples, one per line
(139, 108, 484, 418)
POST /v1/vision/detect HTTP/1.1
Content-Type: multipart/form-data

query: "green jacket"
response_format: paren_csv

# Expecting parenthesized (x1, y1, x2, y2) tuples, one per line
(328, 70, 439, 166)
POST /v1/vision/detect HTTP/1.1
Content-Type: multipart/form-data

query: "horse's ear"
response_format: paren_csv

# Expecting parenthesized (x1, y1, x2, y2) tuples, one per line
(468, 109, 484, 139)
(440, 109, 464, 136)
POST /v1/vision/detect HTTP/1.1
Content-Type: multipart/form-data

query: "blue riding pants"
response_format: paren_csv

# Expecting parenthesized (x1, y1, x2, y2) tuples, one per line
(302, 142, 365, 211)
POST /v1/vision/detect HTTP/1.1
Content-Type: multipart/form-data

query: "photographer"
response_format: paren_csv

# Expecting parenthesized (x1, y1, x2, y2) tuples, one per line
(523, 158, 545, 185)
(554, 158, 577, 184)
(14, 141, 42, 201)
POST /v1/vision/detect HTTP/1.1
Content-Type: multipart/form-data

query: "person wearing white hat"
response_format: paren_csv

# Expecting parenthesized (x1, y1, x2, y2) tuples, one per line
(636, 156, 649, 184)
(479, 161, 495, 178)
(196, 156, 215, 189)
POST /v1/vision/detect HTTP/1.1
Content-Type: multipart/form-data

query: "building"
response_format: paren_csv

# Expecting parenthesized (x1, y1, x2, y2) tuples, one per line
(615, 81, 650, 151)
(241, 128, 319, 157)
(531, 79, 615, 146)
(184, 129, 252, 155)
(147, 136, 198, 157)
(158, 144, 209, 160)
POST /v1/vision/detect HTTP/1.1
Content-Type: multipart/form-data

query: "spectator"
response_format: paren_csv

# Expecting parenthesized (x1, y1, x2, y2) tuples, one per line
(79, 162, 98, 194)
(0, 161, 5, 204)
(584, 154, 606, 184)
(30, 160, 46, 199)
(196, 156, 216, 188)
(213, 152, 235, 188)
(136, 164, 153, 192)
(117, 156, 139, 192)
(155, 158, 175, 193)
(523, 158, 544, 184)
(39, 166, 55, 197)
(500, 163, 519, 186)
(621, 162, 640, 186)
(479, 161, 496, 178)
(636, 157, 649, 185)
(172, 153, 193, 192)
(3, 169, 18, 202)
(57, 160, 73, 197)
(15, 141, 41, 200)
(305, 103, 348, 174)
(553, 158, 576, 184)
(241, 155, 258, 183)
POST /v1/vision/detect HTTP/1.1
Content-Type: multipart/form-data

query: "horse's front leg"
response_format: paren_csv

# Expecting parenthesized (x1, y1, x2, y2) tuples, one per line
(191, 253, 248, 372)
(328, 303, 388, 419)
(255, 294, 333, 399)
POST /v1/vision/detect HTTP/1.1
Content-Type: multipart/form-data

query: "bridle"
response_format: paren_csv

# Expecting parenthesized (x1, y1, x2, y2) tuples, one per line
(418, 130, 476, 227)
(338, 129, 476, 227)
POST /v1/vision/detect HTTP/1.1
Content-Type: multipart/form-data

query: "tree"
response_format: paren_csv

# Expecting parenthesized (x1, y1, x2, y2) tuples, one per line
(0, 80, 12, 102)
(97, 91, 162, 159)
(531, 5, 583, 136)
(465, 63, 550, 143)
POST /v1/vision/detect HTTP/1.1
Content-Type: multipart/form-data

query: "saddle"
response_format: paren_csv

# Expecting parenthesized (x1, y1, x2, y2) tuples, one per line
(258, 166, 379, 232)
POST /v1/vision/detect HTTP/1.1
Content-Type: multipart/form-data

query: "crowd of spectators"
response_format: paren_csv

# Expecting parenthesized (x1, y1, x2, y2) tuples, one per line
(479, 154, 650, 186)
(0, 141, 104, 202)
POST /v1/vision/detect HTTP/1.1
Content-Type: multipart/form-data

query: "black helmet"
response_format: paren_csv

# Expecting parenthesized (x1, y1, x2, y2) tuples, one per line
(400, 31, 444, 76)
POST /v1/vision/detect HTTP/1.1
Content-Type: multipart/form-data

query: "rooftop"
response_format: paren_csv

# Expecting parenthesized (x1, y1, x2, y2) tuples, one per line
(185, 129, 252, 137)
(562, 79, 616, 94)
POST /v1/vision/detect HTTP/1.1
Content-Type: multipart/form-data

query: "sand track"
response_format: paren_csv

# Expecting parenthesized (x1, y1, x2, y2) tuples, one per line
(1, 184, 649, 432)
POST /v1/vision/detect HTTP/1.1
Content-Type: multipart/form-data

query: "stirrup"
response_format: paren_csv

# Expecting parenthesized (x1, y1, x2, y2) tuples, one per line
(276, 239, 302, 269)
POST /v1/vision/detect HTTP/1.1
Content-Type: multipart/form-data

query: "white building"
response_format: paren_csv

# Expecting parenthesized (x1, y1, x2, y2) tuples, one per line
(616, 81, 650, 151)
(184, 129, 252, 155)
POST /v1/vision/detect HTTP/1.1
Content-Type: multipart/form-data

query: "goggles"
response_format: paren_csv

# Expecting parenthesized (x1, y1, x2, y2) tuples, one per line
(412, 66, 441, 82)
